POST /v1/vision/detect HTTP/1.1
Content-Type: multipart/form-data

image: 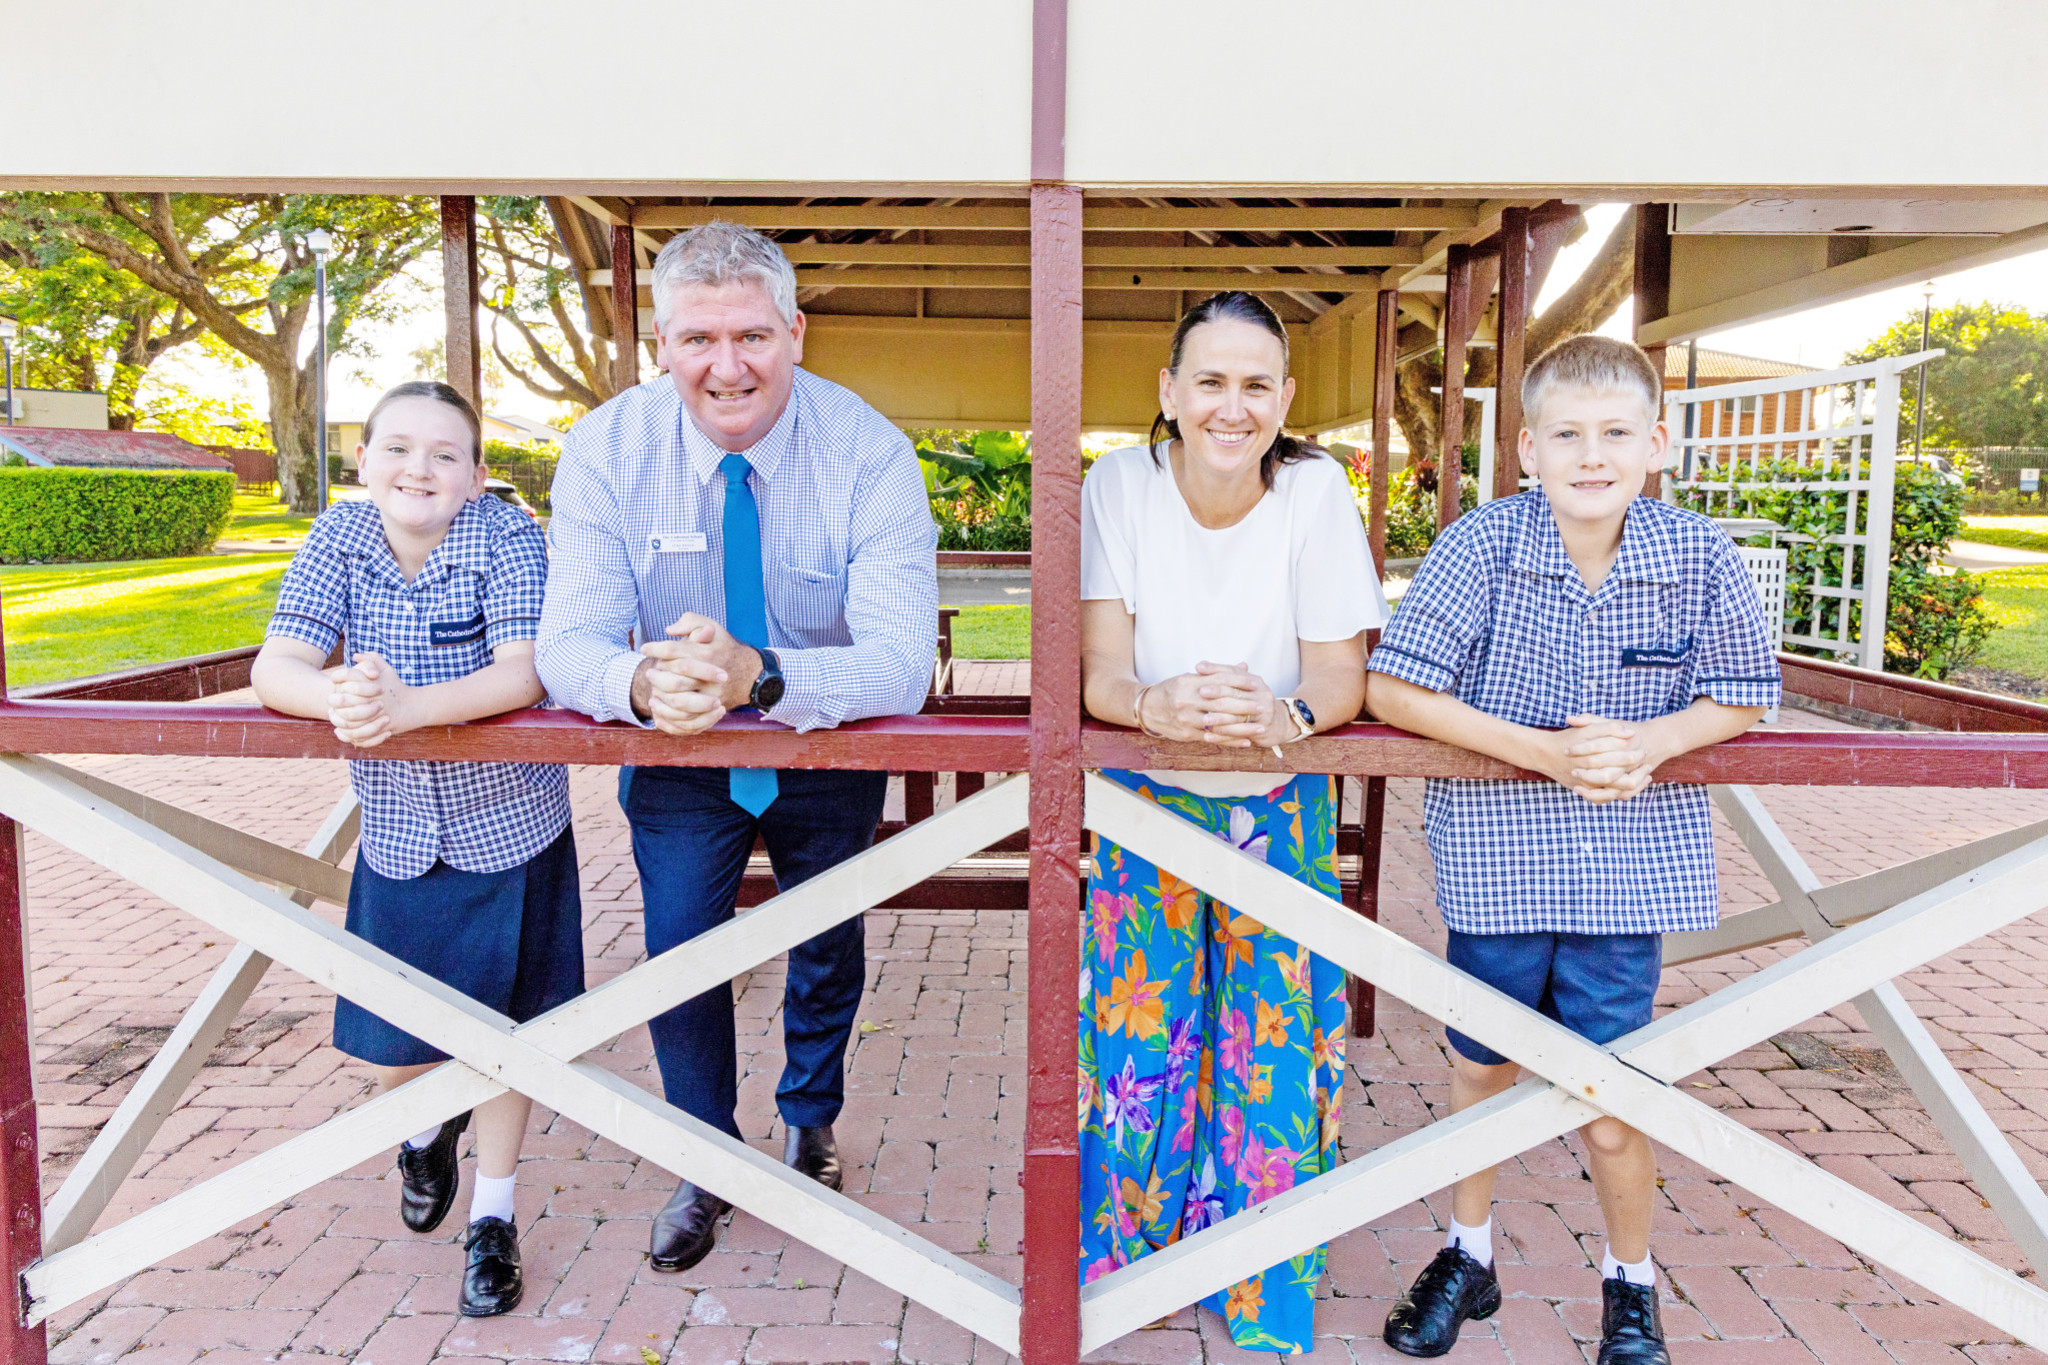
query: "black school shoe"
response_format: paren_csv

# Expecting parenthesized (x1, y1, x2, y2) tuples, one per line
(1597, 1275, 1670, 1365)
(1382, 1246, 1502, 1358)
(460, 1216, 524, 1317)
(396, 1111, 471, 1234)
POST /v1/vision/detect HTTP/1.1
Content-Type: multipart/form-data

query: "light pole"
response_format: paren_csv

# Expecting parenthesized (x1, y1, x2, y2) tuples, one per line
(1914, 281, 1935, 466)
(306, 229, 332, 514)
(0, 315, 16, 428)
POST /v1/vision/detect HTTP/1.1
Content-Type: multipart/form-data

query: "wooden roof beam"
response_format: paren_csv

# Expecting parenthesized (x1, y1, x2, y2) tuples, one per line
(630, 203, 1488, 233)
(590, 243, 1419, 278)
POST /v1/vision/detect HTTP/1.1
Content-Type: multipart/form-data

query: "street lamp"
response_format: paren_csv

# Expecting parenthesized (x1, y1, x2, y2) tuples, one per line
(306, 229, 332, 514)
(0, 315, 17, 428)
(1914, 281, 1935, 466)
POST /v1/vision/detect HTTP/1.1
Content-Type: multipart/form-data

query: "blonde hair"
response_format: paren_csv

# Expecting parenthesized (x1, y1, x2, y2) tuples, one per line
(1522, 334, 1663, 429)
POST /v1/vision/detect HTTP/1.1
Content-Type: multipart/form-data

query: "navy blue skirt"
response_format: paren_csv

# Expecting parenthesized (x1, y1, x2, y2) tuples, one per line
(333, 823, 586, 1067)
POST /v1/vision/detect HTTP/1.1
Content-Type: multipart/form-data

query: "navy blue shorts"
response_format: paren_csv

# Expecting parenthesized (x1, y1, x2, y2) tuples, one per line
(1443, 929, 1661, 1067)
(333, 823, 585, 1067)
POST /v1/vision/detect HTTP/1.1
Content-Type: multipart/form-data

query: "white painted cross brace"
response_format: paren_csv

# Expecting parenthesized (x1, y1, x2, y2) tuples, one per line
(40, 777, 361, 1255)
(1079, 773, 2048, 1352)
(0, 758, 1032, 1354)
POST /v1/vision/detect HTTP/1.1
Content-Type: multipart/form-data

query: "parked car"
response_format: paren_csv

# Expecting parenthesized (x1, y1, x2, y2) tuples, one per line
(484, 478, 539, 519)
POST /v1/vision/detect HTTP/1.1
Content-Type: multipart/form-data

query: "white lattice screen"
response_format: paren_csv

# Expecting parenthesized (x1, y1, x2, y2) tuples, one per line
(1665, 351, 1938, 670)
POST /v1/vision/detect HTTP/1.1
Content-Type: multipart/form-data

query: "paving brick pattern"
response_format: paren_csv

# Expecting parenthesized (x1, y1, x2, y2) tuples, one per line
(24, 680, 2048, 1363)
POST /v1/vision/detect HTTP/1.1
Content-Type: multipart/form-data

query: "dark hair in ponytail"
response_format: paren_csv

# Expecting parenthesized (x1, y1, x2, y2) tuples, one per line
(1147, 290, 1323, 491)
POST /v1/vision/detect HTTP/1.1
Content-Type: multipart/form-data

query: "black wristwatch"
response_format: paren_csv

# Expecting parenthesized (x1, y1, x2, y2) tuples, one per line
(749, 647, 785, 711)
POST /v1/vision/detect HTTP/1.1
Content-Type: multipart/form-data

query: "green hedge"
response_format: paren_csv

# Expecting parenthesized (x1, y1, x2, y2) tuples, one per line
(0, 468, 237, 564)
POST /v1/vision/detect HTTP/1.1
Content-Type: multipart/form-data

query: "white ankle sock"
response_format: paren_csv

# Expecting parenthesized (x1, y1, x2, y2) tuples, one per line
(1446, 1217, 1493, 1267)
(469, 1173, 516, 1226)
(404, 1125, 440, 1150)
(1601, 1246, 1655, 1288)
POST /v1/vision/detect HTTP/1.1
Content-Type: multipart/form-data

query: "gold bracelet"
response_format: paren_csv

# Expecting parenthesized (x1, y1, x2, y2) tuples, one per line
(1132, 683, 1163, 738)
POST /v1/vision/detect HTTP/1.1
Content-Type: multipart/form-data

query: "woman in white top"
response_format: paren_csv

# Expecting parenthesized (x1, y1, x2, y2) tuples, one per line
(1076, 292, 1388, 1353)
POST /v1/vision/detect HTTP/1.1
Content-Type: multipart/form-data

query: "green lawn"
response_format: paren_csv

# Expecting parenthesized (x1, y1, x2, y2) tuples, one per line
(1972, 563, 2048, 678)
(1959, 517, 2048, 554)
(0, 554, 291, 687)
(221, 490, 314, 543)
(951, 604, 1030, 660)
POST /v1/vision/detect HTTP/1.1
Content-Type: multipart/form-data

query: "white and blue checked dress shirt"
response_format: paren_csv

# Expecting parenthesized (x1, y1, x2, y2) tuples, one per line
(266, 495, 573, 880)
(536, 368, 939, 734)
(1368, 491, 1781, 936)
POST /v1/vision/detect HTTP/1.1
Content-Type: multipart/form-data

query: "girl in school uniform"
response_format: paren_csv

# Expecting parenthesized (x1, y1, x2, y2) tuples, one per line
(251, 380, 582, 1319)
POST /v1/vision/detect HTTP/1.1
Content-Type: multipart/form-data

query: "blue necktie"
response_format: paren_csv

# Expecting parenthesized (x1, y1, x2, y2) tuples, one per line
(720, 454, 779, 816)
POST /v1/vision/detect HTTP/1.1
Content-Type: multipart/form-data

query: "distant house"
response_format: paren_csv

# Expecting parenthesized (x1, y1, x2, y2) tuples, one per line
(1662, 346, 1814, 390)
(0, 387, 110, 430)
(483, 413, 562, 445)
(0, 426, 231, 471)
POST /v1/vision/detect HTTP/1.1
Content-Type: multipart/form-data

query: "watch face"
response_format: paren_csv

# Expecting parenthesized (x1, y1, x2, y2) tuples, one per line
(755, 673, 786, 710)
(1291, 698, 1316, 731)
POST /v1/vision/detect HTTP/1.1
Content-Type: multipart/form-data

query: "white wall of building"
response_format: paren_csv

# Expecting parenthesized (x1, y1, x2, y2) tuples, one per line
(3, 0, 1032, 188)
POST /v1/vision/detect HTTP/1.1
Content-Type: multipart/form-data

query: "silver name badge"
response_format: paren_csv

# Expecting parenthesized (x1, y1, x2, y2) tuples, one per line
(649, 532, 707, 553)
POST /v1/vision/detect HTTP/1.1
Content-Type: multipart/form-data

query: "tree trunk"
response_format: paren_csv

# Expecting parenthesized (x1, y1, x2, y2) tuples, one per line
(1390, 207, 1639, 469)
(268, 363, 319, 513)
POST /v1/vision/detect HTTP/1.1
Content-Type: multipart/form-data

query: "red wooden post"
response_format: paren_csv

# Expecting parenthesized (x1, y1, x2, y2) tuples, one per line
(1437, 245, 1473, 529)
(1368, 288, 1397, 571)
(0, 816, 44, 1363)
(1494, 207, 1531, 501)
(1634, 204, 1672, 498)
(1346, 776, 1388, 1038)
(439, 196, 482, 412)
(612, 222, 641, 392)
(1024, 179, 1083, 1365)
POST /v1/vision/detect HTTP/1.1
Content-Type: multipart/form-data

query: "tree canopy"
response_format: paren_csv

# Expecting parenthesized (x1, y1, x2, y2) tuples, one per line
(1849, 302, 2048, 449)
(0, 193, 438, 510)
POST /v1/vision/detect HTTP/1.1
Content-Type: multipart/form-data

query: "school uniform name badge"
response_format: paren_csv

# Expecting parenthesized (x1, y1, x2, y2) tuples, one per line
(1620, 643, 1691, 668)
(430, 613, 488, 647)
(649, 532, 707, 554)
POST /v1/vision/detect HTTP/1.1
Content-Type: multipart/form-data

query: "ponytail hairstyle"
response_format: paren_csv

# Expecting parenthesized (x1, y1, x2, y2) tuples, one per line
(360, 380, 484, 463)
(1147, 290, 1323, 491)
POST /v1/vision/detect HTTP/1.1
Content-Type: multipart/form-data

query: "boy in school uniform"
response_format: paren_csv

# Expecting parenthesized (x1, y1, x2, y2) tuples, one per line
(252, 381, 584, 1319)
(1364, 336, 1781, 1365)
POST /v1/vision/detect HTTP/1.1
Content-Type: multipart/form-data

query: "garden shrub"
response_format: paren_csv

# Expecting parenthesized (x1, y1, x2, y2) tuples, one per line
(918, 431, 1033, 551)
(0, 468, 236, 564)
(1339, 444, 1477, 558)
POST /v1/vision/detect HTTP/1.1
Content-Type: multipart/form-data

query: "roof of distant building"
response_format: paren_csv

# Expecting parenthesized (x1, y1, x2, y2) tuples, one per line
(0, 426, 233, 471)
(485, 413, 563, 444)
(1663, 346, 1814, 384)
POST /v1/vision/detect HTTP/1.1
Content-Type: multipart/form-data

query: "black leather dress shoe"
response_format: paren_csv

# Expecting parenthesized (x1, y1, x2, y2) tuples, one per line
(459, 1216, 523, 1317)
(783, 1124, 842, 1192)
(1382, 1246, 1502, 1358)
(1597, 1275, 1670, 1365)
(649, 1180, 730, 1273)
(396, 1111, 470, 1234)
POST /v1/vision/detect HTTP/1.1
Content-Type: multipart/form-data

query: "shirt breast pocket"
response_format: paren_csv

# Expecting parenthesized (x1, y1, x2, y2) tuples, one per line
(772, 561, 847, 634)
(1613, 643, 1691, 721)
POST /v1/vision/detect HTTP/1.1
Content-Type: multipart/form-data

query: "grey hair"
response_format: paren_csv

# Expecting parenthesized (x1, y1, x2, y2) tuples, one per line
(649, 220, 800, 332)
(1521, 333, 1664, 429)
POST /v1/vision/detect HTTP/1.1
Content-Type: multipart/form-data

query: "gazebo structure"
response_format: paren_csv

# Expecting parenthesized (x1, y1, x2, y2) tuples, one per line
(11, 3, 2048, 1363)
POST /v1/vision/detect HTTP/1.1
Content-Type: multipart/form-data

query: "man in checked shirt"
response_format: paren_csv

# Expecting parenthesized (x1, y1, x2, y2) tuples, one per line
(537, 222, 937, 1274)
(1364, 336, 1780, 1365)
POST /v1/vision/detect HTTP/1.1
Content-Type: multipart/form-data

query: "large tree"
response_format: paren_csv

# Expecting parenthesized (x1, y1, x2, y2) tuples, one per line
(1392, 206, 1638, 478)
(0, 229, 230, 430)
(1849, 302, 2048, 449)
(477, 197, 616, 415)
(3, 193, 438, 510)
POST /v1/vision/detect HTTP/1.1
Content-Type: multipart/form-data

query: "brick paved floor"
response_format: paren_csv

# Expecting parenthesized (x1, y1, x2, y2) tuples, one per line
(26, 676, 2048, 1363)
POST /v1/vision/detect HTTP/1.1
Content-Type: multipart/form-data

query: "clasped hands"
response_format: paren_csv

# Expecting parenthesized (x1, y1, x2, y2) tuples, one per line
(631, 613, 763, 736)
(1135, 661, 1290, 749)
(326, 652, 413, 748)
(1534, 714, 1666, 805)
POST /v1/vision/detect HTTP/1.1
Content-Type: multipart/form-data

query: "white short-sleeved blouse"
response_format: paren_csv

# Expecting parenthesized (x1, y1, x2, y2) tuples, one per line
(1080, 443, 1389, 798)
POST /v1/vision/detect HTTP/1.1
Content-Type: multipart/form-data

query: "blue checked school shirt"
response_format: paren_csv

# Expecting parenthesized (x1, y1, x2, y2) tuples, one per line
(1367, 491, 1781, 936)
(536, 367, 938, 733)
(266, 495, 573, 880)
